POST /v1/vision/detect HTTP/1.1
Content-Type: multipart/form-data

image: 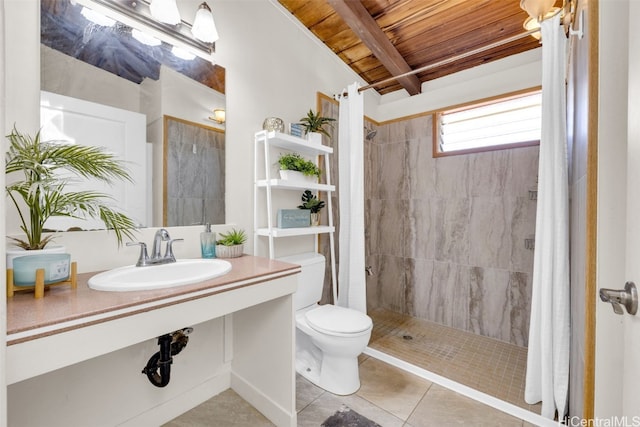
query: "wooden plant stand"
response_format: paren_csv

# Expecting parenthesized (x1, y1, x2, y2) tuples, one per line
(6, 262, 78, 299)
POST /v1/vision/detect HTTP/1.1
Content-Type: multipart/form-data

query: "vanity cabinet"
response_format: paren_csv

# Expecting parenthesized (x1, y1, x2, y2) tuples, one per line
(6, 256, 299, 427)
(253, 130, 337, 290)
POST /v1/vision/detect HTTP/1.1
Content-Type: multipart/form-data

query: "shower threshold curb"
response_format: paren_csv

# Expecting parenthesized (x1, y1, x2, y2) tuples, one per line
(363, 346, 559, 427)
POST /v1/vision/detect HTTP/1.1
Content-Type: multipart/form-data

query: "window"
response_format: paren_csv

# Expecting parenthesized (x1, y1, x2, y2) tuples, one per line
(434, 89, 541, 157)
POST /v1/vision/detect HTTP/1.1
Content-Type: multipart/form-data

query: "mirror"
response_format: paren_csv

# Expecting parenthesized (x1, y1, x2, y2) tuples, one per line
(164, 116, 225, 227)
(39, 0, 226, 227)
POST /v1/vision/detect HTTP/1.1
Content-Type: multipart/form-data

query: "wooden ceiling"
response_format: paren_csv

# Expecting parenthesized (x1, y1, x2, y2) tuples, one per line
(278, 0, 550, 95)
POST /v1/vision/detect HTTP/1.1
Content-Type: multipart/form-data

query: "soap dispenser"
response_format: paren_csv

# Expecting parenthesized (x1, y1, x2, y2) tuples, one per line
(200, 223, 216, 258)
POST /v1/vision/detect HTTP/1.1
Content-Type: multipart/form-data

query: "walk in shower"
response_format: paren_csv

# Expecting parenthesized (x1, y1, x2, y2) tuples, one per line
(319, 96, 541, 414)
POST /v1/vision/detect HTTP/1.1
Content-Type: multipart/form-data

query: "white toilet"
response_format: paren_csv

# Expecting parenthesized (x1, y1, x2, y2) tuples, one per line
(279, 252, 373, 395)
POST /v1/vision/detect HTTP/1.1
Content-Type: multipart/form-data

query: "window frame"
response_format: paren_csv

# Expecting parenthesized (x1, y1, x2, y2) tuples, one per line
(432, 87, 542, 158)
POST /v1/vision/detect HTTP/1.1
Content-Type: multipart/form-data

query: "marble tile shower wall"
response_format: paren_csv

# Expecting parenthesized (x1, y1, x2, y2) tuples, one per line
(365, 115, 539, 347)
(166, 121, 225, 226)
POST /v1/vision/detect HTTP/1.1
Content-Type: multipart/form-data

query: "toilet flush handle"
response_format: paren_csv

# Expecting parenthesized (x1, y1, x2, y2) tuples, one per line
(365, 266, 374, 276)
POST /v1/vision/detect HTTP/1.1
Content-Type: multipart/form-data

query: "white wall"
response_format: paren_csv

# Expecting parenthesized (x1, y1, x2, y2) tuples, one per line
(41, 45, 142, 112)
(0, 1, 6, 425)
(374, 48, 542, 121)
(594, 0, 629, 418)
(2, 2, 40, 425)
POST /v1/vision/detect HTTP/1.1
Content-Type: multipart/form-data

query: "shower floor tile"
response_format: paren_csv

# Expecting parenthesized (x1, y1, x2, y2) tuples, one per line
(367, 308, 542, 414)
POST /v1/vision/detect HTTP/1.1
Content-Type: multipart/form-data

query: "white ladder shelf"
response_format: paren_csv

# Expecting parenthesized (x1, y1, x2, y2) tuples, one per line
(253, 130, 337, 293)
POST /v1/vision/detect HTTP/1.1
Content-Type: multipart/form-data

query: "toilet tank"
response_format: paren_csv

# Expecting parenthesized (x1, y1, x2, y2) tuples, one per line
(277, 252, 326, 310)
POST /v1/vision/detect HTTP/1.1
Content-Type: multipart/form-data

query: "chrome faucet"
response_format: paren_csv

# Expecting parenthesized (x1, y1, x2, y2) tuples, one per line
(151, 228, 170, 259)
(127, 229, 184, 267)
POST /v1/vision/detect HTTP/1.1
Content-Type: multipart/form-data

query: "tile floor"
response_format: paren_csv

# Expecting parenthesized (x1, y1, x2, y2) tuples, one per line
(165, 356, 537, 426)
(367, 308, 542, 414)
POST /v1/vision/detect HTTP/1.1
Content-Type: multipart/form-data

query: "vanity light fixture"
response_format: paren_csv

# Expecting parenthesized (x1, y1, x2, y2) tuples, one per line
(76, 0, 216, 60)
(191, 3, 219, 43)
(209, 108, 226, 124)
(149, 0, 181, 25)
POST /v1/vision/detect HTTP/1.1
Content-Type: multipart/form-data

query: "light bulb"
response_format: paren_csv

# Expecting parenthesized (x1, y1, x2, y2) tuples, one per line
(209, 109, 226, 124)
(149, 0, 181, 25)
(522, 7, 561, 40)
(191, 2, 219, 43)
(131, 29, 161, 46)
(171, 46, 196, 60)
(520, 0, 556, 20)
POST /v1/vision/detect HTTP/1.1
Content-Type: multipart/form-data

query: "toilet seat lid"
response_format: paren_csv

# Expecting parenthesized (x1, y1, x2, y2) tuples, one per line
(305, 305, 372, 335)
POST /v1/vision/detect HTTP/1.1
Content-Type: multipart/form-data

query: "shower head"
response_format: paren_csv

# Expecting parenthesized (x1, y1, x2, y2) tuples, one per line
(365, 128, 377, 140)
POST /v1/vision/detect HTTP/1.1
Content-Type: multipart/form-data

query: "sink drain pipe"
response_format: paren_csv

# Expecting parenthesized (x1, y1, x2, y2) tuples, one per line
(142, 327, 192, 387)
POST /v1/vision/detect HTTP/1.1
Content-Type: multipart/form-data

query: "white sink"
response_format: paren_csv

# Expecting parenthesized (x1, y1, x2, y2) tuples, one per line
(88, 259, 232, 292)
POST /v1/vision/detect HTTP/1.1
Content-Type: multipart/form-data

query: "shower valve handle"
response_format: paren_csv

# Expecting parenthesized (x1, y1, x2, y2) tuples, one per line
(599, 281, 638, 315)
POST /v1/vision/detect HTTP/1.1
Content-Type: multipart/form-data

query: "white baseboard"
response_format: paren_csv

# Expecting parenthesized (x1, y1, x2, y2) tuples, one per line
(231, 372, 296, 427)
(118, 372, 231, 426)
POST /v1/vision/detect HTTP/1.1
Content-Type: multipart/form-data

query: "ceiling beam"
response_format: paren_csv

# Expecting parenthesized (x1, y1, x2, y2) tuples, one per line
(327, 0, 421, 95)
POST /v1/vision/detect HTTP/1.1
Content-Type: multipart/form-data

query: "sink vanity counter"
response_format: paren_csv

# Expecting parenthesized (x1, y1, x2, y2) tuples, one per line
(7, 255, 298, 343)
(6, 255, 300, 427)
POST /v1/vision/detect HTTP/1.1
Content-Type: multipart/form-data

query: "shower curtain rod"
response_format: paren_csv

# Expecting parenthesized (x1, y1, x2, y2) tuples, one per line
(336, 6, 576, 97)
(354, 27, 542, 94)
(339, 8, 569, 98)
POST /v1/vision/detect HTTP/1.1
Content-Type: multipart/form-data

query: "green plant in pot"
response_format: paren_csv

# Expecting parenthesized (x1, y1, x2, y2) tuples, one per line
(5, 127, 138, 253)
(298, 190, 325, 226)
(216, 228, 247, 258)
(299, 109, 335, 143)
(277, 153, 321, 182)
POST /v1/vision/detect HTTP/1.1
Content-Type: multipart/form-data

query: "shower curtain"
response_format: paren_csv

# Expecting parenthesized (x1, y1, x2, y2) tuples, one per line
(336, 82, 366, 313)
(524, 13, 570, 419)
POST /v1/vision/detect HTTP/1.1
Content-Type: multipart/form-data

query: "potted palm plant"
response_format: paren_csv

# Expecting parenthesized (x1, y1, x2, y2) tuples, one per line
(5, 127, 138, 267)
(297, 190, 325, 226)
(216, 228, 247, 258)
(299, 109, 335, 144)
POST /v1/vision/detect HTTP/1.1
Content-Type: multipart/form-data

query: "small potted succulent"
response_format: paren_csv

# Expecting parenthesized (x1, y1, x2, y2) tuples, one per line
(299, 109, 335, 144)
(277, 153, 321, 183)
(216, 228, 247, 258)
(297, 190, 325, 226)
